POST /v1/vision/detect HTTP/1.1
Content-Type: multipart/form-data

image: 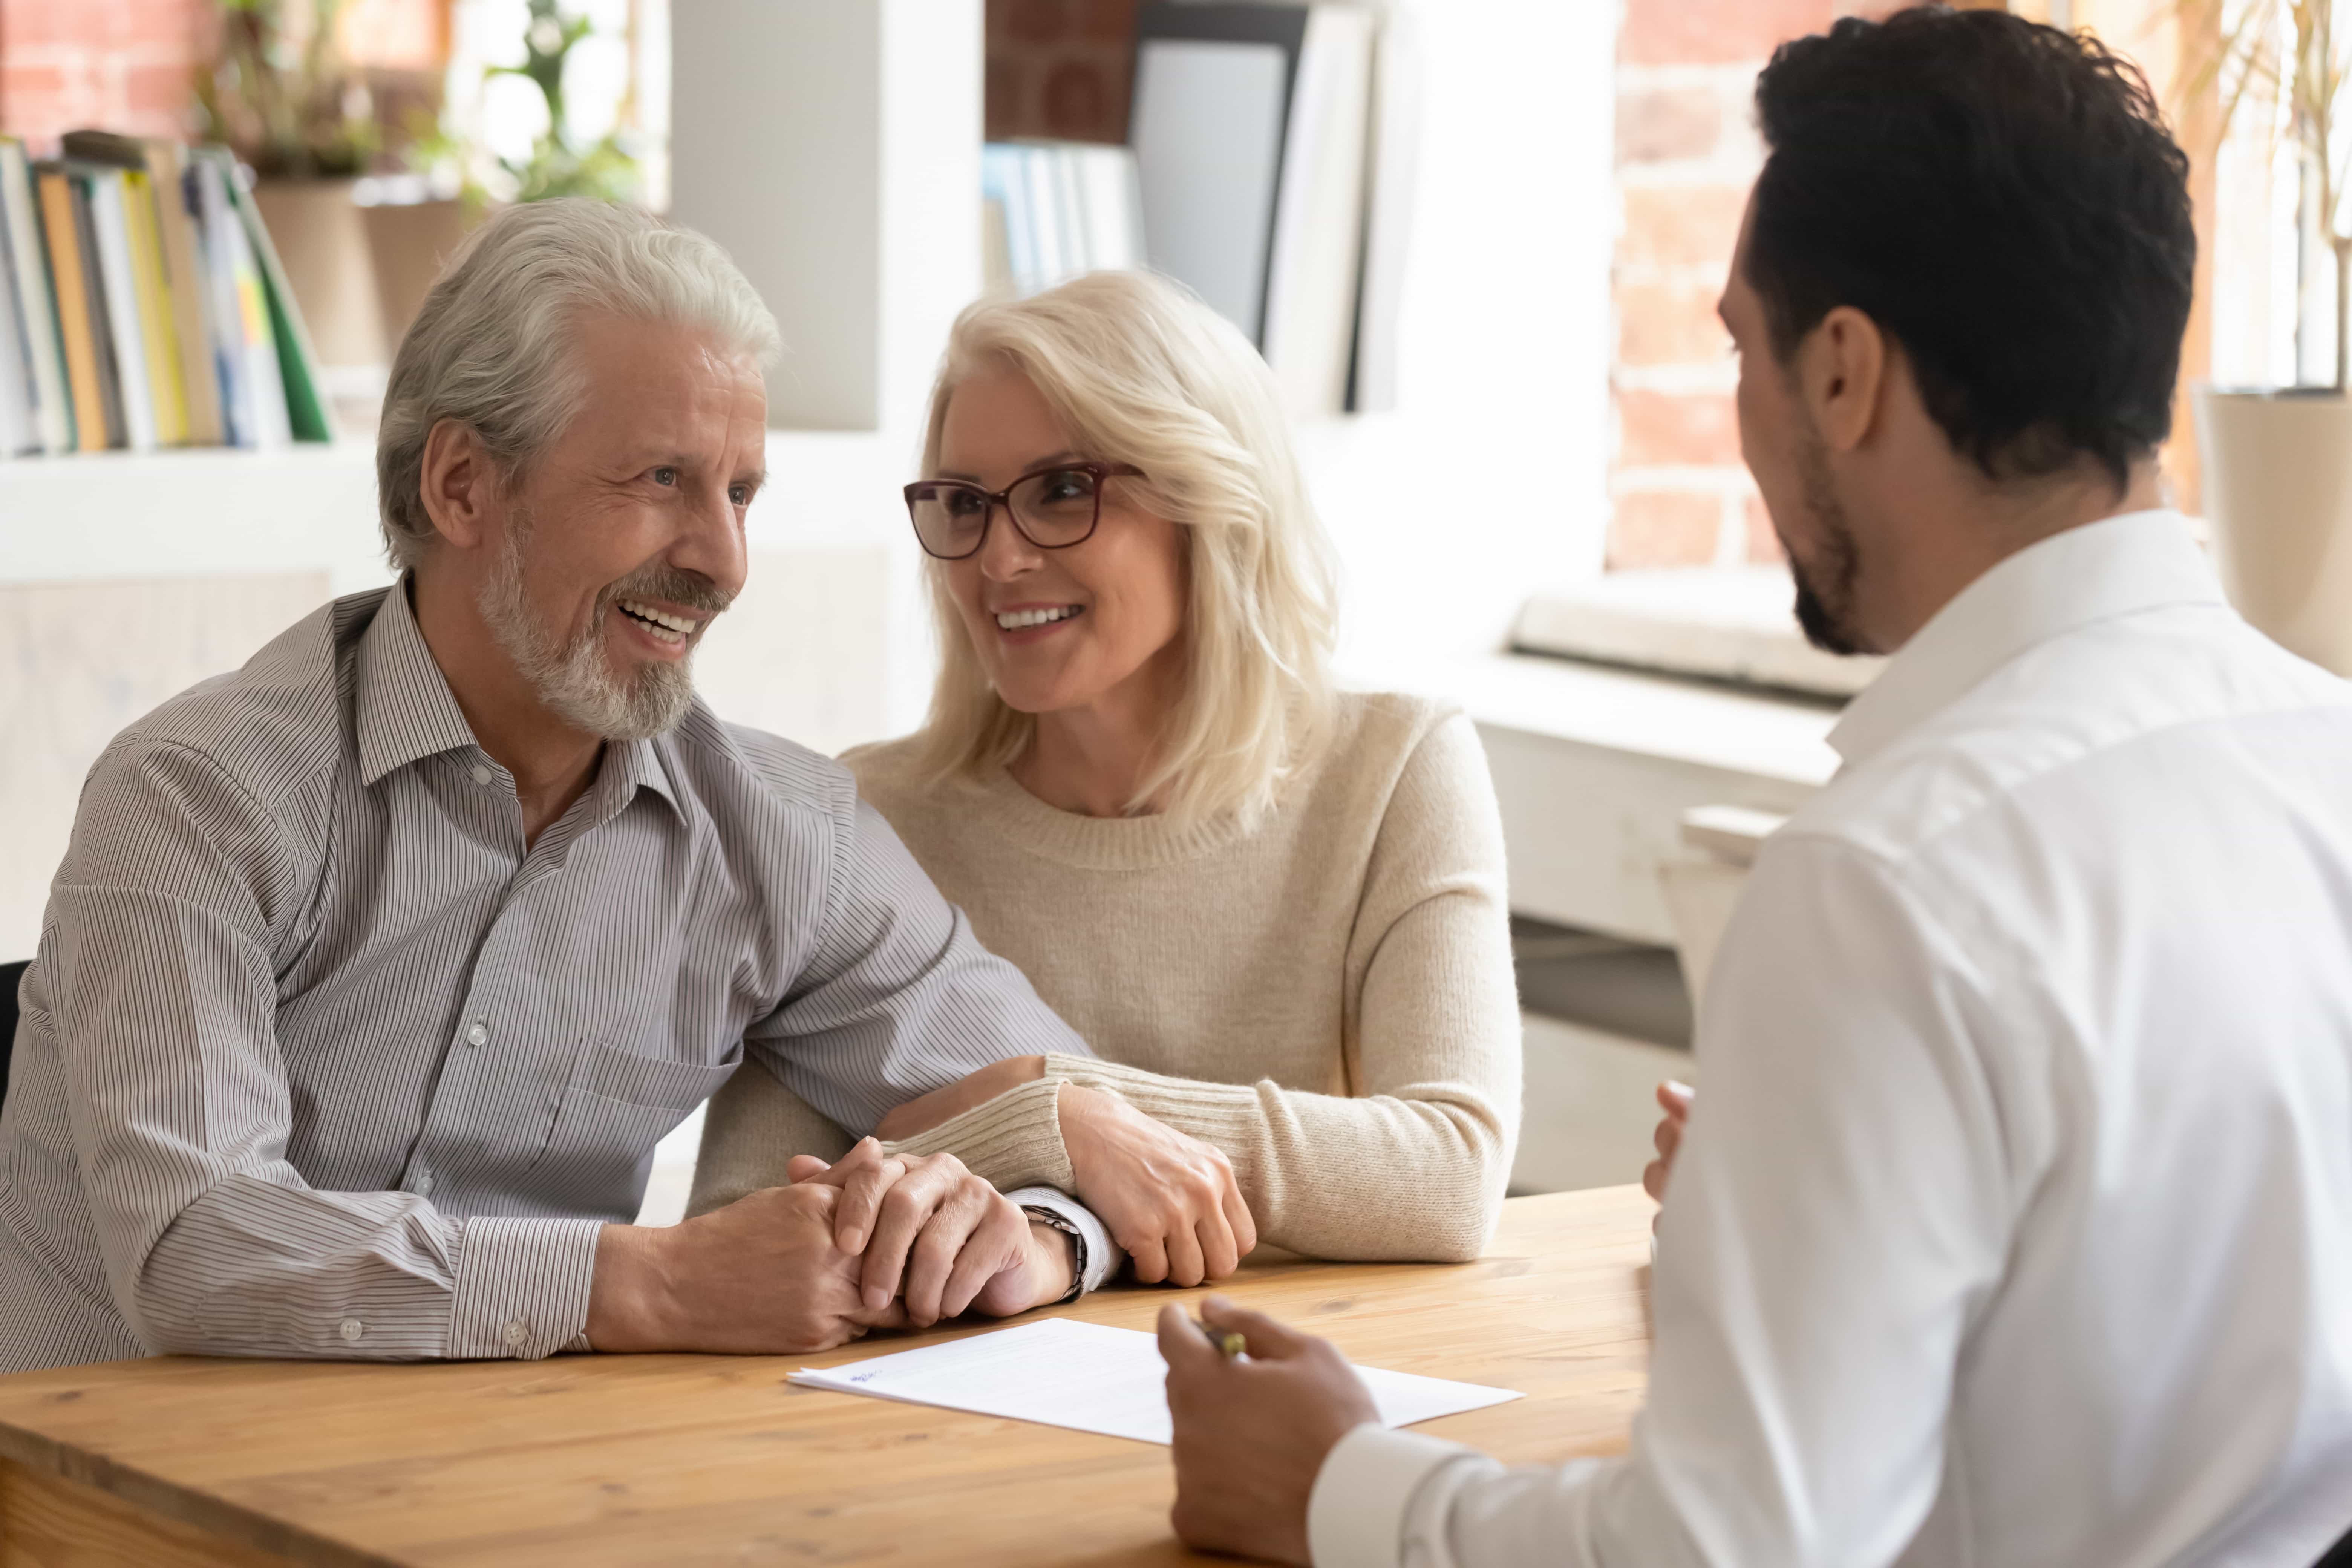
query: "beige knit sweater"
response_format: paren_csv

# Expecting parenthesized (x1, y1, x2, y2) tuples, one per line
(690, 691, 1522, 1262)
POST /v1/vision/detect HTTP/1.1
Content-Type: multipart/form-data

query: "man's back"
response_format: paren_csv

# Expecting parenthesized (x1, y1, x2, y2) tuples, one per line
(1653, 513, 2352, 1564)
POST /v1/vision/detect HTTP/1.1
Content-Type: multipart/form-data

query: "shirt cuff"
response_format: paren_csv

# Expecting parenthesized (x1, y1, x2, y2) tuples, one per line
(1309, 1423, 1481, 1568)
(1003, 1185, 1116, 1295)
(448, 1216, 603, 1359)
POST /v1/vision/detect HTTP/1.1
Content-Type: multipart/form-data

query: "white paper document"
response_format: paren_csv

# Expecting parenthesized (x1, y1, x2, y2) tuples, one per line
(789, 1317, 1521, 1446)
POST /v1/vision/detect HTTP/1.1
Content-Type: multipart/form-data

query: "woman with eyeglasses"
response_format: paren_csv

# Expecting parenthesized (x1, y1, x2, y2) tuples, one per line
(692, 270, 1519, 1280)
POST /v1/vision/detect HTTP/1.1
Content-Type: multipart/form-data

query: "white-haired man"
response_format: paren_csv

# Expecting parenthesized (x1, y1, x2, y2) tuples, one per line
(0, 200, 1239, 1373)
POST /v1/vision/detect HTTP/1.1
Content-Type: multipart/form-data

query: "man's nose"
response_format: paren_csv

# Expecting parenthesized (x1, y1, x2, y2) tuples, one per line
(675, 481, 750, 600)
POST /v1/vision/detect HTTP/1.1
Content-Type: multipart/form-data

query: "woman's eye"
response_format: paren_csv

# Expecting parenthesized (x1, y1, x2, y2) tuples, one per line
(652, 467, 680, 487)
(1041, 472, 1093, 502)
(943, 490, 985, 516)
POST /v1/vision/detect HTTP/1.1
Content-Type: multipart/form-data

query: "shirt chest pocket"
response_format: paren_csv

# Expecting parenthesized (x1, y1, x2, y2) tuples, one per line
(533, 1041, 739, 1220)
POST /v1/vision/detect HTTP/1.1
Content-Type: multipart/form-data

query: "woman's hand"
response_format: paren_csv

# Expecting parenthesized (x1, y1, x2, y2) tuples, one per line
(1643, 1079, 1695, 1217)
(1058, 1084, 1256, 1285)
(874, 1055, 1047, 1140)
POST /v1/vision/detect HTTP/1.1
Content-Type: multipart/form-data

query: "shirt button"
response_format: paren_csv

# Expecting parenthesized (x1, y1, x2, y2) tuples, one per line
(414, 1169, 434, 1196)
(465, 1021, 489, 1048)
(470, 764, 493, 786)
(339, 1318, 364, 1343)
(502, 1320, 529, 1349)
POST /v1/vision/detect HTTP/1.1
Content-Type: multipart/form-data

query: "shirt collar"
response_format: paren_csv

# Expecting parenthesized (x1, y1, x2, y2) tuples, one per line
(354, 577, 685, 822)
(355, 577, 483, 787)
(1827, 508, 2226, 769)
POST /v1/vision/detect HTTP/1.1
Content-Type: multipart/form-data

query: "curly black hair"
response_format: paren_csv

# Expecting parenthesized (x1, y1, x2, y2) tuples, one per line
(1747, 4, 2196, 489)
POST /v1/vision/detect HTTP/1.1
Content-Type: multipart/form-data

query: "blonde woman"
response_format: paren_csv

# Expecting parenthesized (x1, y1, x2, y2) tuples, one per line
(694, 271, 1520, 1274)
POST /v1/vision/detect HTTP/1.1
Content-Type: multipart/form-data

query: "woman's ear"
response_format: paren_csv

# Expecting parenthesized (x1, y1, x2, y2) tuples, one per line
(418, 418, 497, 552)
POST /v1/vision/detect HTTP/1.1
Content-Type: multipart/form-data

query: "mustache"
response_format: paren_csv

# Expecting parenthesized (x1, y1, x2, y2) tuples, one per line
(597, 563, 735, 622)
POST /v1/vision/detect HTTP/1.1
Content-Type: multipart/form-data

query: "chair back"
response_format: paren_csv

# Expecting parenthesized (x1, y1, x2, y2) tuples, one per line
(0, 959, 24, 1113)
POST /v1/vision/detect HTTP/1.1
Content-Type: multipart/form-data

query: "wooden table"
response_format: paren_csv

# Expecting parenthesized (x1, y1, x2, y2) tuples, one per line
(0, 1187, 1652, 1566)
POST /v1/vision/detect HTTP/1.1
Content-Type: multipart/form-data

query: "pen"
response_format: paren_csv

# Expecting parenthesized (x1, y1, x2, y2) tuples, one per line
(1194, 1316, 1246, 1360)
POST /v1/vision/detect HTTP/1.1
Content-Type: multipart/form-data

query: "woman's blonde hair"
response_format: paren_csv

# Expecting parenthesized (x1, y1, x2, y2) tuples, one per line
(911, 270, 1338, 827)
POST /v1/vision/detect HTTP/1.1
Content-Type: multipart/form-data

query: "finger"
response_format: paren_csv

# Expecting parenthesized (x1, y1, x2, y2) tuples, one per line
(860, 1161, 951, 1309)
(1222, 1175, 1259, 1261)
(942, 1196, 1025, 1319)
(1660, 1079, 1695, 1116)
(1155, 1301, 1217, 1373)
(1198, 1294, 1317, 1360)
(1643, 1158, 1668, 1202)
(786, 1154, 832, 1184)
(1195, 1196, 1239, 1282)
(1653, 1115, 1680, 1158)
(903, 1187, 987, 1325)
(833, 1148, 902, 1256)
(1126, 1226, 1171, 1285)
(1164, 1216, 1208, 1289)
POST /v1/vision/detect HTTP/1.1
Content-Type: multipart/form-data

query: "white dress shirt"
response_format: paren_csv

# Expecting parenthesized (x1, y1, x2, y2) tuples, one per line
(1310, 511, 2352, 1567)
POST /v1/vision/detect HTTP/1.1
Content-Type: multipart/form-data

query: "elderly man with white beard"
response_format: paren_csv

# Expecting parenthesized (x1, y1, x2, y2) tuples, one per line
(0, 200, 1241, 1372)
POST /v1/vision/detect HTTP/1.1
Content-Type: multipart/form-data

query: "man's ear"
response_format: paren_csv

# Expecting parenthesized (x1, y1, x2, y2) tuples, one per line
(419, 418, 499, 552)
(1797, 305, 1888, 455)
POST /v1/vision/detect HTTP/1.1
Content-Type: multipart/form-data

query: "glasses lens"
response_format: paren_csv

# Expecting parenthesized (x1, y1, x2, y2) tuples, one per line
(1009, 468, 1102, 547)
(910, 483, 989, 557)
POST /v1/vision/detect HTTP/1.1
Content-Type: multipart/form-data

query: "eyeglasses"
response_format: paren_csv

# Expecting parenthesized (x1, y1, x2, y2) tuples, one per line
(903, 461, 1145, 561)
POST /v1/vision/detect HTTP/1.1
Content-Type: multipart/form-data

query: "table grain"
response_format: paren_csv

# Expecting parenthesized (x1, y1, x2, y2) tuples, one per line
(0, 1185, 1654, 1566)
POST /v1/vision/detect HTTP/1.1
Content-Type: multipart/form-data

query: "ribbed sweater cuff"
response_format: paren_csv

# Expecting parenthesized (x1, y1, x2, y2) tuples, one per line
(1041, 1053, 1272, 1194)
(883, 1073, 1074, 1191)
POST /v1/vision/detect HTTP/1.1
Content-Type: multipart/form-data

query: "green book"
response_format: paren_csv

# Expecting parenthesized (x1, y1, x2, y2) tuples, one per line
(204, 149, 335, 443)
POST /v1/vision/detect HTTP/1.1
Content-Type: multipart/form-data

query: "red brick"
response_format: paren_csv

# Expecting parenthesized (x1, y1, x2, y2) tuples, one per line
(1608, 491, 1724, 570)
(1619, 183, 1748, 274)
(1743, 491, 1786, 563)
(1071, 0, 1136, 46)
(1004, 0, 1068, 46)
(984, 56, 1023, 139)
(1617, 278, 1731, 366)
(1622, 0, 1834, 67)
(1619, 389, 1743, 468)
(120, 61, 198, 135)
(1617, 86, 1720, 165)
(1043, 58, 1115, 141)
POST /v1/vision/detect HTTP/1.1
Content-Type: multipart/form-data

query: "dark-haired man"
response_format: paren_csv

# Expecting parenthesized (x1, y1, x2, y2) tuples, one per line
(1156, 8, 2352, 1565)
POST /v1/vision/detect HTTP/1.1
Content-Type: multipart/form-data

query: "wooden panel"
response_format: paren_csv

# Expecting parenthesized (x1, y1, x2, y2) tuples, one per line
(0, 1460, 296, 1568)
(0, 1188, 1654, 1568)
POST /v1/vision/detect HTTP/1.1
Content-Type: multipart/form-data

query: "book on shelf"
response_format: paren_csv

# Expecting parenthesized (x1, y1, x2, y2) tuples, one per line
(0, 130, 332, 459)
(0, 140, 73, 454)
(1125, 2, 1412, 417)
(982, 140, 1144, 300)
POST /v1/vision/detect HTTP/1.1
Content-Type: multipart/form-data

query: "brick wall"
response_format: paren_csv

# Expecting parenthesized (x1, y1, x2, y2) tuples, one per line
(1608, 0, 1883, 570)
(0, 0, 207, 147)
(986, 0, 1136, 144)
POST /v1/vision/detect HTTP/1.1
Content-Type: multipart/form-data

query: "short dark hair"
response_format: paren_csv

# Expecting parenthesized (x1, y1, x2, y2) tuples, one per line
(1746, 5, 2195, 488)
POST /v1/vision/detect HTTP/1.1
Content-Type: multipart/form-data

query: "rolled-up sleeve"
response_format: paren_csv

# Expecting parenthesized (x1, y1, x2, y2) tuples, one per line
(46, 740, 599, 1361)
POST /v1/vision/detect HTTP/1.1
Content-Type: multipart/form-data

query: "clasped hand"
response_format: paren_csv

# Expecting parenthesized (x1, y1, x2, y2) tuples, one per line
(585, 1138, 1071, 1354)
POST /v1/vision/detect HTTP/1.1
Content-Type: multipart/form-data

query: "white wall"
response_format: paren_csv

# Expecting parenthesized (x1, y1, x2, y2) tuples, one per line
(1307, 0, 1619, 684)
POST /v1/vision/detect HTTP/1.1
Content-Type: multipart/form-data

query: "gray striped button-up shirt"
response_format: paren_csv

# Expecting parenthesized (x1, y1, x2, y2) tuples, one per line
(0, 583, 1091, 1374)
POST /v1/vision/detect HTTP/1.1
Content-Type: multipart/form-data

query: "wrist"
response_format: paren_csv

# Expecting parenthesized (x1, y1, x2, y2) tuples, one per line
(585, 1223, 675, 1351)
(1027, 1219, 1078, 1309)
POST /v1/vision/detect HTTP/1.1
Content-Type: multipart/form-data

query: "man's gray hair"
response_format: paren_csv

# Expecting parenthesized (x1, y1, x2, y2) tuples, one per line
(376, 199, 781, 570)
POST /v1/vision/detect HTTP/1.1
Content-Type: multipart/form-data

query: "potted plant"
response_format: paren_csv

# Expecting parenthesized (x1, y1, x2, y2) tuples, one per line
(2181, 0, 2352, 674)
(198, 0, 390, 372)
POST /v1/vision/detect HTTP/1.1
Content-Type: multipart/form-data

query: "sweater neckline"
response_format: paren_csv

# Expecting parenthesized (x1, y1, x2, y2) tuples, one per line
(967, 765, 1257, 870)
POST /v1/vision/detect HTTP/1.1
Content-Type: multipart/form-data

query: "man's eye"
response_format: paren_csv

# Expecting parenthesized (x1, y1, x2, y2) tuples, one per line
(652, 467, 680, 487)
(729, 485, 752, 506)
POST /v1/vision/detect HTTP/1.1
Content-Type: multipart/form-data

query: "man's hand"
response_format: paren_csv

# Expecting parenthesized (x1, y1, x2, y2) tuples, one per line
(1158, 1295, 1379, 1566)
(1643, 1080, 1695, 1218)
(788, 1138, 1067, 1323)
(585, 1182, 904, 1354)
(874, 1055, 1046, 1141)
(1060, 1084, 1255, 1286)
